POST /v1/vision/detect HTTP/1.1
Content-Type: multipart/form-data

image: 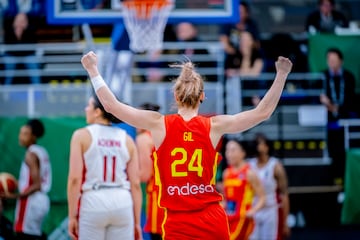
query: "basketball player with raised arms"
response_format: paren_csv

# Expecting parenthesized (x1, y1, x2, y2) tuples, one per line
(81, 51, 292, 239)
(2, 119, 52, 240)
(67, 94, 142, 240)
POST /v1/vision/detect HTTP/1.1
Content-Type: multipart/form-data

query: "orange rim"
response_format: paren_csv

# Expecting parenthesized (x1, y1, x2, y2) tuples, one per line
(122, 0, 173, 19)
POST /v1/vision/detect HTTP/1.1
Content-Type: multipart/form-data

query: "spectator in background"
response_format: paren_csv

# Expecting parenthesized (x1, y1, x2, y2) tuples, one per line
(134, 25, 177, 83)
(320, 47, 357, 185)
(222, 139, 265, 240)
(263, 33, 308, 73)
(175, 22, 217, 81)
(175, 22, 208, 56)
(1, 119, 52, 240)
(224, 30, 264, 78)
(249, 133, 290, 240)
(219, 1, 260, 55)
(136, 102, 164, 240)
(2, 0, 45, 85)
(305, 0, 349, 33)
(225, 30, 265, 105)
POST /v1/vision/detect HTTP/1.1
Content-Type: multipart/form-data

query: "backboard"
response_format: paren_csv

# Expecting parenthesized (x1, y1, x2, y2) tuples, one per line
(47, 0, 239, 24)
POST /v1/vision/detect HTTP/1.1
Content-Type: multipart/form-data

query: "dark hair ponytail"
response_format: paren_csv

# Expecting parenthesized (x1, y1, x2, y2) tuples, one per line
(92, 94, 123, 124)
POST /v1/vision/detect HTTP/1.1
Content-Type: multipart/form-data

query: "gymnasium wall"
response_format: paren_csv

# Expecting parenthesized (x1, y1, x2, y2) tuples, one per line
(0, 116, 86, 234)
(0, 116, 149, 234)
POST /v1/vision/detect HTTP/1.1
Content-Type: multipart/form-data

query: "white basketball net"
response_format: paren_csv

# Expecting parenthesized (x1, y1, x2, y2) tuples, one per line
(122, 0, 174, 53)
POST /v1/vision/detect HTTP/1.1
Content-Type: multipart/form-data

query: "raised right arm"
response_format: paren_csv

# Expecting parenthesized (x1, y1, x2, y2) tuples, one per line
(81, 51, 163, 132)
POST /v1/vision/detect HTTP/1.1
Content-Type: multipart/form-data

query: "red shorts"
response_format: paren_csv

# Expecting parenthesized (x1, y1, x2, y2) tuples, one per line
(163, 203, 230, 240)
(228, 216, 254, 240)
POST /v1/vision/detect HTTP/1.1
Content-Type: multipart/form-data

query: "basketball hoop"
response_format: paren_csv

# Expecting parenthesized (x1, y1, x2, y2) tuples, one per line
(121, 0, 174, 53)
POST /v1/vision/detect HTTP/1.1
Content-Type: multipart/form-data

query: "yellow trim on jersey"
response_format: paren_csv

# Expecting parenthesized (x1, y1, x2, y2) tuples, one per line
(231, 183, 254, 239)
(161, 208, 168, 239)
(153, 151, 162, 206)
(222, 201, 231, 237)
(210, 152, 219, 185)
(153, 151, 168, 238)
(151, 191, 158, 233)
(224, 178, 243, 187)
(231, 217, 246, 240)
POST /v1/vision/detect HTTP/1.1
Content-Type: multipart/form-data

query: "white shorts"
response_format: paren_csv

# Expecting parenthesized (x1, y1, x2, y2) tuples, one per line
(249, 206, 278, 240)
(78, 188, 134, 240)
(14, 191, 50, 236)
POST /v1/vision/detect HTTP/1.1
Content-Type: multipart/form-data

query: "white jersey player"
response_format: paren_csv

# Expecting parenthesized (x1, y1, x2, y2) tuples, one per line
(249, 156, 279, 240)
(249, 134, 290, 240)
(11, 119, 51, 239)
(67, 96, 142, 240)
(81, 125, 131, 192)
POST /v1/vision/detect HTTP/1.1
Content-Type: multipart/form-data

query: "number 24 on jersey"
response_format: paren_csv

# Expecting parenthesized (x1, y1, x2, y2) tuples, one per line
(171, 147, 203, 177)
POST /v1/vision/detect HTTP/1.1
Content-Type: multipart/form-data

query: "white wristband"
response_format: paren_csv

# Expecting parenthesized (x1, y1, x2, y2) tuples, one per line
(90, 75, 106, 92)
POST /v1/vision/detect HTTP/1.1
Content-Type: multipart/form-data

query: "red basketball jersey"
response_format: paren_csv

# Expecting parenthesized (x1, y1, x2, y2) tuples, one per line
(223, 164, 255, 240)
(223, 164, 254, 218)
(144, 137, 165, 235)
(154, 114, 223, 211)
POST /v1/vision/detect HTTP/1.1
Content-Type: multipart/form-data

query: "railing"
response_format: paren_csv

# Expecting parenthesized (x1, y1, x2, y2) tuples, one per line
(0, 41, 349, 166)
(0, 41, 225, 83)
(0, 81, 224, 117)
(0, 42, 88, 82)
(226, 73, 326, 138)
(338, 119, 360, 150)
(225, 73, 330, 165)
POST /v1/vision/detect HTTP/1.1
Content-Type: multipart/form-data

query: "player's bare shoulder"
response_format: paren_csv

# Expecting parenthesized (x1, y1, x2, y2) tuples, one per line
(210, 114, 235, 134)
(70, 127, 91, 146)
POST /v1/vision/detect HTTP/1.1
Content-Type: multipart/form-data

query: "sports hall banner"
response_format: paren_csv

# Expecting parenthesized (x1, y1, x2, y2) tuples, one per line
(341, 148, 360, 224)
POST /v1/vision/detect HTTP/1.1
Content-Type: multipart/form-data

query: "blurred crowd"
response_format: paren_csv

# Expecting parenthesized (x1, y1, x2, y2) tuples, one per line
(0, 0, 358, 84)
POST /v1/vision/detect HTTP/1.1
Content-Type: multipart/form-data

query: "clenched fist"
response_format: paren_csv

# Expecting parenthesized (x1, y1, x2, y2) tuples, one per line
(275, 57, 293, 75)
(81, 51, 100, 78)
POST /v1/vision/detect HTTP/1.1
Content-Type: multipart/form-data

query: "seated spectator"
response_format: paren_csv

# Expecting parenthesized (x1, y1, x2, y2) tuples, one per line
(2, 0, 45, 85)
(134, 24, 177, 82)
(224, 30, 264, 78)
(305, 0, 349, 33)
(225, 30, 265, 106)
(174, 22, 217, 81)
(219, 1, 260, 55)
(263, 33, 308, 73)
(135, 51, 167, 82)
